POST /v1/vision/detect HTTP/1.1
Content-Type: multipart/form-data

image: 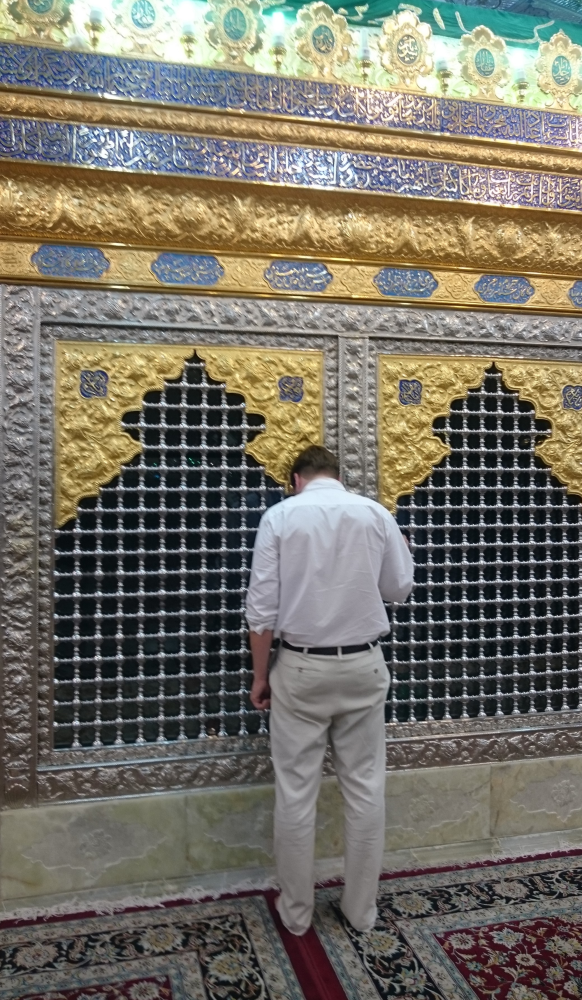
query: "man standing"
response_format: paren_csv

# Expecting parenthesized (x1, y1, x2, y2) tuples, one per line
(246, 445, 414, 937)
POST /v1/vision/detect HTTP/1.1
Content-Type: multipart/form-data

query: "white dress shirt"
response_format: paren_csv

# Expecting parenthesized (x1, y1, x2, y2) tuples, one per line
(246, 477, 414, 647)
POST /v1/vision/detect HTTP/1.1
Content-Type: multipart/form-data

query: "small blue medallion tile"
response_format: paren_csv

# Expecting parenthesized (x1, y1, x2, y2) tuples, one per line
(223, 7, 248, 40)
(374, 267, 437, 299)
(563, 385, 582, 410)
(80, 370, 108, 398)
(150, 253, 224, 286)
(264, 261, 332, 293)
(131, 0, 156, 28)
(568, 282, 582, 308)
(399, 379, 422, 405)
(474, 274, 535, 305)
(278, 376, 304, 402)
(552, 55, 571, 87)
(312, 24, 335, 54)
(31, 244, 109, 279)
(475, 48, 495, 78)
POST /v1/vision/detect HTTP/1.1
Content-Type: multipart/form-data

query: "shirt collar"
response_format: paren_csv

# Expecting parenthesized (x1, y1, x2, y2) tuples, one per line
(302, 477, 345, 492)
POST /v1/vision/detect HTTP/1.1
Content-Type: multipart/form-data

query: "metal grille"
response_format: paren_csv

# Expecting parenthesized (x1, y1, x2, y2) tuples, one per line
(386, 365, 582, 723)
(53, 353, 283, 749)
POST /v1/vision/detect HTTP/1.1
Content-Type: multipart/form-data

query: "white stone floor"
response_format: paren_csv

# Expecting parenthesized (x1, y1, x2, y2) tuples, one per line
(2, 826, 582, 922)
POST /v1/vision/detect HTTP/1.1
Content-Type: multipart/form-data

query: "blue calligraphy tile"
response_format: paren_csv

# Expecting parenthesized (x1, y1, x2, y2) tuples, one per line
(563, 385, 582, 410)
(568, 282, 582, 308)
(0, 42, 580, 152)
(150, 252, 224, 286)
(374, 267, 437, 298)
(399, 379, 422, 405)
(264, 261, 332, 292)
(278, 376, 304, 402)
(80, 369, 108, 398)
(474, 274, 535, 305)
(31, 244, 109, 279)
(2, 117, 582, 215)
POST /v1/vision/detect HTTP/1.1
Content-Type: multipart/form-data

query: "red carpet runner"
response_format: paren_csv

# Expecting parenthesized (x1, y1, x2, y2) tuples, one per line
(2, 850, 582, 1000)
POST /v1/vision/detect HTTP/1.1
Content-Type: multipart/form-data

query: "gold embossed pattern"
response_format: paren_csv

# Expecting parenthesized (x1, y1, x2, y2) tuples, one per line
(378, 355, 492, 512)
(379, 355, 582, 512)
(497, 359, 582, 500)
(56, 343, 195, 525)
(196, 347, 323, 485)
(56, 343, 323, 525)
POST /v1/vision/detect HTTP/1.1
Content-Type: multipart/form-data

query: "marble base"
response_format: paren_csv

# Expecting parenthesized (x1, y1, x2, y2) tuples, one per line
(2, 756, 582, 907)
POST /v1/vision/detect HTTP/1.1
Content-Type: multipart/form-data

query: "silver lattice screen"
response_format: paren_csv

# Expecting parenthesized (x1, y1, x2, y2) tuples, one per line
(386, 365, 582, 723)
(53, 354, 283, 749)
(53, 361, 582, 749)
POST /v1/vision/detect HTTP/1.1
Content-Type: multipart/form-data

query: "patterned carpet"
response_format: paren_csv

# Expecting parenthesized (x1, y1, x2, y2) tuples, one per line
(315, 854, 582, 1000)
(3, 853, 582, 1000)
(0, 896, 304, 1000)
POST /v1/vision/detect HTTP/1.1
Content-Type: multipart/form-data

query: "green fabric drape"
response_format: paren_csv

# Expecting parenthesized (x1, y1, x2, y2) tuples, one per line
(268, 0, 582, 48)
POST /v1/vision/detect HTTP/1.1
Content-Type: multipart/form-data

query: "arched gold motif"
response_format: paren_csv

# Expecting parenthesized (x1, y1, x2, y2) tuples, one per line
(496, 359, 582, 500)
(55, 342, 323, 526)
(378, 355, 491, 512)
(196, 347, 323, 485)
(379, 354, 582, 511)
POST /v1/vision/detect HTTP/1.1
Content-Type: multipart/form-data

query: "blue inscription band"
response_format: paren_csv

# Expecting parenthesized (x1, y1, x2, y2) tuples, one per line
(2, 117, 582, 214)
(1, 43, 582, 153)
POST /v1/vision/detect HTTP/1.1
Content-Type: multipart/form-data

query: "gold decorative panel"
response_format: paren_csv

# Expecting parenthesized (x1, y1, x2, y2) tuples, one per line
(55, 342, 323, 525)
(497, 359, 582, 501)
(378, 356, 490, 512)
(379, 355, 582, 512)
(196, 347, 323, 487)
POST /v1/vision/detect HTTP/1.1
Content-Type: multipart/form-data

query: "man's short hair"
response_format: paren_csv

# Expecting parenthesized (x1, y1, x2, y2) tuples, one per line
(289, 445, 340, 486)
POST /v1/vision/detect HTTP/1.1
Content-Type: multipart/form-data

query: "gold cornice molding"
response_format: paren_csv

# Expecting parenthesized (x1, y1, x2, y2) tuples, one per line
(379, 355, 582, 512)
(378, 356, 491, 512)
(3, 167, 582, 279)
(4, 91, 582, 177)
(55, 342, 323, 526)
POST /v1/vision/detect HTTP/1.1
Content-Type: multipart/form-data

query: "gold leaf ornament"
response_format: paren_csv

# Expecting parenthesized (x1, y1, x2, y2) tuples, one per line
(378, 355, 490, 512)
(56, 343, 323, 526)
(113, 0, 173, 54)
(56, 343, 194, 526)
(459, 25, 510, 100)
(496, 359, 582, 500)
(8, 0, 72, 40)
(536, 29, 582, 109)
(294, 2, 352, 79)
(379, 9, 433, 90)
(196, 347, 323, 485)
(205, 0, 264, 65)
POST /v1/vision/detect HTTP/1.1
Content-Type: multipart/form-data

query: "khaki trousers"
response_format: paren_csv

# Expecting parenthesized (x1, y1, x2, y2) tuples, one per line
(269, 644, 389, 935)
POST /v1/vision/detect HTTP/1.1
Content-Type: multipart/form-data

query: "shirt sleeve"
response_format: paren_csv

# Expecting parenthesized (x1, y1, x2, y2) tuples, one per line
(245, 512, 280, 634)
(378, 511, 414, 604)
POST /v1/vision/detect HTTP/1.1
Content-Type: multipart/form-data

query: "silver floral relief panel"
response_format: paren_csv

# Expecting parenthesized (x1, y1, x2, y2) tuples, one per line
(4, 288, 582, 804)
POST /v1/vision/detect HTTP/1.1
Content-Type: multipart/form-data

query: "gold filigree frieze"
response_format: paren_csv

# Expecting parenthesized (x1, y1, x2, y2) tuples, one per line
(497, 360, 582, 500)
(3, 167, 582, 280)
(56, 343, 323, 525)
(379, 355, 582, 513)
(378, 356, 490, 512)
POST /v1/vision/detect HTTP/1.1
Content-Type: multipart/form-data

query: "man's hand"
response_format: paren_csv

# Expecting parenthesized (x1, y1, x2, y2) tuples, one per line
(249, 628, 275, 711)
(250, 677, 271, 710)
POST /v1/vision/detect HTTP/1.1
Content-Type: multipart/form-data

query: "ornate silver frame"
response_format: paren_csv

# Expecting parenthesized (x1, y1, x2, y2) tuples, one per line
(2, 285, 582, 806)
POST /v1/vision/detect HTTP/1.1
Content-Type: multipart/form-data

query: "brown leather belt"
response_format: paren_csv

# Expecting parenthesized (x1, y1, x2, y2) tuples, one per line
(281, 639, 379, 656)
